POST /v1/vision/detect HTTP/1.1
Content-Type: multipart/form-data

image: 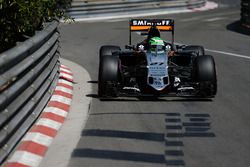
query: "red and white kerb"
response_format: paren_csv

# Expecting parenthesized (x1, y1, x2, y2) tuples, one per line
(5, 65, 74, 167)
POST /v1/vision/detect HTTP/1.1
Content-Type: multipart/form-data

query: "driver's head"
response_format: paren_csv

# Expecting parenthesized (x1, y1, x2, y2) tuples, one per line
(147, 25, 160, 40)
(148, 37, 165, 52)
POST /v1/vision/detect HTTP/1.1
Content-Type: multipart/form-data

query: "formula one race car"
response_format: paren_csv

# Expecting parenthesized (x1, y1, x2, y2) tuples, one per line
(98, 19, 217, 98)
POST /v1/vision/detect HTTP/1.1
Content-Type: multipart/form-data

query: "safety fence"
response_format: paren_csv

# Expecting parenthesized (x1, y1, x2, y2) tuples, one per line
(241, 0, 250, 27)
(68, 0, 206, 19)
(0, 20, 60, 164)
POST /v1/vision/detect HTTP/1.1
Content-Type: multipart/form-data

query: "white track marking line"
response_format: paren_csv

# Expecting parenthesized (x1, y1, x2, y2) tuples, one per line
(204, 17, 225, 22)
(174, 42, 250, 60)
(106, 18, 127, 22)
(205, 49, 250, 59)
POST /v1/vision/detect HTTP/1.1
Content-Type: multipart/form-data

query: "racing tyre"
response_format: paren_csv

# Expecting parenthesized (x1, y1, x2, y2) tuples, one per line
(193, 55, 217, 97)
(98, 56, 119, 97)
(99, 45, 121, 58)
(183, 45, 205, 56)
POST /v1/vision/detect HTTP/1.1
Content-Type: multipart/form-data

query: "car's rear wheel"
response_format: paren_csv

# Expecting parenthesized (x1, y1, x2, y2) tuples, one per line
(184, 45, 205, 56)
(98, 56, 119, 97)
(193, 55, 217, 97)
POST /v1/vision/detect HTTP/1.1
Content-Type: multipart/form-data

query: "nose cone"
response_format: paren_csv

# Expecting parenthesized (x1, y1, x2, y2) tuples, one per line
(146, 52, 169, 91)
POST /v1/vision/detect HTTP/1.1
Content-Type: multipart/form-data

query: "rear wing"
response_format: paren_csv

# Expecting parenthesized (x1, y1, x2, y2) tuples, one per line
(129, 19, 175, 45)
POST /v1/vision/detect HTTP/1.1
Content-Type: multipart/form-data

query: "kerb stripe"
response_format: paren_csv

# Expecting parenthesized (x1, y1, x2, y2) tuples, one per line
(48, 101, 70, 111)
(41, 112, 65, 124)
(18, 141, 47, 156)
(5, 65, 73, 167)
(7, 151, 42, 167)
(30, 125, 57, 138)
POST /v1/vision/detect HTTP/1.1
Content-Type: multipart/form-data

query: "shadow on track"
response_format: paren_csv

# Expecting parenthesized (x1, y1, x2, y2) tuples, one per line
(82, 129, 164, 142)
(87, 80, 214, 102)
(72, 149, 166, 164)
(71, 112, 215, 166)
(86, 94, 213, 102)
(87, 80, 98, 84)
(227, 20, 250, 36)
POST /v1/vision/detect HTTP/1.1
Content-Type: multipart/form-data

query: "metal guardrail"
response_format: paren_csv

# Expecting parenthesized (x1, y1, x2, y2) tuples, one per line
(67, 0, 206, 18)
(241, 0, 250, 27)
(0, 20, 60, 164)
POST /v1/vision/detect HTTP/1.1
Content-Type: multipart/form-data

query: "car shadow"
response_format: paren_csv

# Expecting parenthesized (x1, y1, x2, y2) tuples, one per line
(226, 20, 250, 36)
(86, 94, 213, 102)
(86, 80, 213, 102)
(87, 80, 98, 84)
(71, 112, 215, 165)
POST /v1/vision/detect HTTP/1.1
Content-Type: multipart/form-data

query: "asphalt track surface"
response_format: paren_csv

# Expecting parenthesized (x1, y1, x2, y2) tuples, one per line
(59, 1, 250, 167)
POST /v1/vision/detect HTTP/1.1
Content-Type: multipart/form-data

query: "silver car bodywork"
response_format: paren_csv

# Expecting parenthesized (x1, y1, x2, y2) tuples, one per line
(146, 50, 169, 91)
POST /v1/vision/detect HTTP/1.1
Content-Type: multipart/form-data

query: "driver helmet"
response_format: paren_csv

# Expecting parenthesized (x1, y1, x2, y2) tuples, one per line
(147, 25, 161, 39)
(148, 37, 165, 52)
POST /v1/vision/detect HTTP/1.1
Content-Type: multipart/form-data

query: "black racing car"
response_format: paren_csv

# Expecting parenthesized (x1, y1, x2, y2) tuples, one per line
(98, 19, 217, 98)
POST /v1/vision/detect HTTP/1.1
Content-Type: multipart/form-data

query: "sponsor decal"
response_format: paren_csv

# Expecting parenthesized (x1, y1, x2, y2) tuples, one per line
(138, 44, 144, 51)
(130, 19, 174, 31)
(132, 20, 172, 26)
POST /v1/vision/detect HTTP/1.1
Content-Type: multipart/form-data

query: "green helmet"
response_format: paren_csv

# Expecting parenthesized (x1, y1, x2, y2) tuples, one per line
(148, 37, 165, 52)
(149, 37, 164, 45)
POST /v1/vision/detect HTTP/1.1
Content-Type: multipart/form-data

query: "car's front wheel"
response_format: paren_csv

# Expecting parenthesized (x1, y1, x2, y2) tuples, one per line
(98, 56, 119, 97)
(99, 45, 121, 59)
(193, 55, 217, 97)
